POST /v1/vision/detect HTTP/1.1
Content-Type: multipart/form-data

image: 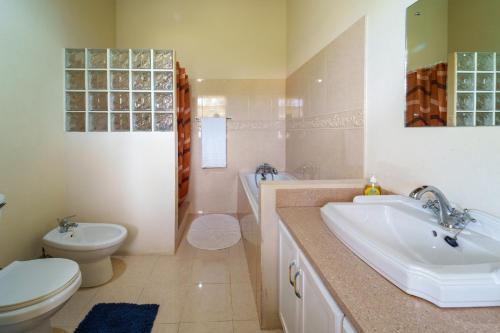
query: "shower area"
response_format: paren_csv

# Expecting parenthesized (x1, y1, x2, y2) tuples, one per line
(63, 48, 191, 254)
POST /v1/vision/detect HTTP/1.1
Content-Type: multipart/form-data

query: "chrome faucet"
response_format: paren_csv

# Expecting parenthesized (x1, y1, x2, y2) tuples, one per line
(254, 163, 278, 188)
(255, 163, 278, 180)
(409, 186, 475, 231)
(58, 215, 78, 233)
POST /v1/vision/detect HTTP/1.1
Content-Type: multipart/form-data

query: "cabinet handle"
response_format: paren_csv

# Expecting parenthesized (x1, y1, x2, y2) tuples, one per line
(293, 270, 302, 299)
(288, 261, 296, 287)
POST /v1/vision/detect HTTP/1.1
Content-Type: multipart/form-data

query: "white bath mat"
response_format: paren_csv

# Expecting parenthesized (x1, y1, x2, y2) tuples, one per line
(187, 214, 241, 250)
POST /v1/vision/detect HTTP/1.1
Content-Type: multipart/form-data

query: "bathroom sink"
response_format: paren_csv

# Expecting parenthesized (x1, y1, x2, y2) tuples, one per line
(320, 195, 500, 307)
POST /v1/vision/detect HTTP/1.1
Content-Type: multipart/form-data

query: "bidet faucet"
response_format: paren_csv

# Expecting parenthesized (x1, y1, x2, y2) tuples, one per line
(409, 186, 475, 231)
(58, 215, 78, 233)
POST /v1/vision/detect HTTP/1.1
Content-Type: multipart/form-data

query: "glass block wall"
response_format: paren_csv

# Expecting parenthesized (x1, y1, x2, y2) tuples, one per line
(455, 52, 499, 126)
(65, 48, 175, 132)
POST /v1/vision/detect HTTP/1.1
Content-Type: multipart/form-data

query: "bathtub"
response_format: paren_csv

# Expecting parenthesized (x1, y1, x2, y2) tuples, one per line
(237, 170, 295, 329)
(239, 171, 295, 223)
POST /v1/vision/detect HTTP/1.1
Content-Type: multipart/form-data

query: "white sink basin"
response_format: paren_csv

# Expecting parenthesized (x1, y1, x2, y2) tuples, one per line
(320, 195, 500, 307)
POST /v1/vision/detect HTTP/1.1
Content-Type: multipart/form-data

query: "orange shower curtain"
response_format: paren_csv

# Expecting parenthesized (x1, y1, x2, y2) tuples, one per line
(406, 62, 448, 127)
(177, 62, 191, 206)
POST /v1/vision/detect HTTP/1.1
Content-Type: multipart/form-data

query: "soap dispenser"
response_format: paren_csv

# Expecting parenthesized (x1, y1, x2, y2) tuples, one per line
(363, 176, 382, 196)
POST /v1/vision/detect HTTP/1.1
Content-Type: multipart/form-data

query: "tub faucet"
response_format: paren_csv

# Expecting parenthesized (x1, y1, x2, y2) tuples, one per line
(58, 215, 78, 233)
(255, 163, 278, 180)
(409, 186, 475, 231)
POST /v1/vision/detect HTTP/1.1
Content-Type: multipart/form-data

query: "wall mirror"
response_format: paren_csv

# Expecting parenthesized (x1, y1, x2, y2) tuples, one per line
(405, 0, 499, 127)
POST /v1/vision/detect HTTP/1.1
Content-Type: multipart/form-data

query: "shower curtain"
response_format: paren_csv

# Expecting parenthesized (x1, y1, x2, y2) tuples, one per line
(406, 62, 448, 127)
(177, 62, 191, 206)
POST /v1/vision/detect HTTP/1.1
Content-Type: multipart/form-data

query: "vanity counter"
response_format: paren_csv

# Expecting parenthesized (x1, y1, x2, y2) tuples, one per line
(277, 207, 500, 333)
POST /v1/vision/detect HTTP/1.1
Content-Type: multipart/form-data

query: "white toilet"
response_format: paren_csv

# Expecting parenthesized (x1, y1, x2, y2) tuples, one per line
(0, 258, 81, 333)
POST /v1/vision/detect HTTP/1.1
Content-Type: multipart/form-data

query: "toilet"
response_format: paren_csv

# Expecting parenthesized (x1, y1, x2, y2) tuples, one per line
(0, 258, 81, 333)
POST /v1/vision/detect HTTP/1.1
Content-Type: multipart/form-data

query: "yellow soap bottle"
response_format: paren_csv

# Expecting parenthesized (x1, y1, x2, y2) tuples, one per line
(363, 176, 382, 196)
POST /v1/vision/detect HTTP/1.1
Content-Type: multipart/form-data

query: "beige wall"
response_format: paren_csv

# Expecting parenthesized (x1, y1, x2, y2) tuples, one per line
(114, 0, 287, 214)
(64, 134, 177, 254)
(406, 0, 448, 71)
(407, 0, 500, 71)
(115, 0, 287, 80)
(448, 0, 500, 53)
(287, 0, 500, 217)
(285, 19, 365, 180)
(0, 0, 115, 267)
(189, 80, 286, 213)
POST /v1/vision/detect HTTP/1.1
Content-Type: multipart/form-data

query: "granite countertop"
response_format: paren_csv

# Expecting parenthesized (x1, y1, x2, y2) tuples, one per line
(277, 207, 500, 333)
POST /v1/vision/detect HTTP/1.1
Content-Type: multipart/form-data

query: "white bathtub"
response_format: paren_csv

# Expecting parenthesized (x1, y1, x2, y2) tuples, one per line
(239, 171, 295, 222)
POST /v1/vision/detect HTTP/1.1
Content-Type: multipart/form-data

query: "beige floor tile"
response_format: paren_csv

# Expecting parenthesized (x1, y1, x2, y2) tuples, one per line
(152, 322, 179, 333)
(195, 248, 230, 260)
(229, 240, 246, 260)
(138, 285, 188, 324)
(229, 258, 251, 284)
(231, 283, 258, 321)
(176, 239, 197, 261)
(110, 255, 159, 287)
(52, 326, 76, 333)
(190, 258, 230, 284)
(178, 321, 233, 333)
(83, 283, 144, 316)
(51, 288, 97, 327)
(233, 320, 283, 333)
(181, 284, 232, 322)
(149, 255, 194, 287)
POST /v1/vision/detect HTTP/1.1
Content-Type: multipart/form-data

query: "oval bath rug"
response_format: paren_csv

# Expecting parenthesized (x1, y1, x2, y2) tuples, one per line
(187, 214, 241, 250)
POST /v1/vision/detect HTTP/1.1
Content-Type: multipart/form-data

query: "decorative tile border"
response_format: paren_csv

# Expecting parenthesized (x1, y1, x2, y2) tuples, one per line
(227, 120, 285, 131)
(286, 109, 363, 130)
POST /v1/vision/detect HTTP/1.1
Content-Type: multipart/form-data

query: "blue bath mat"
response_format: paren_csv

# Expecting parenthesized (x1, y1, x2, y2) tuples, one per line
(75, 303, 159, 333)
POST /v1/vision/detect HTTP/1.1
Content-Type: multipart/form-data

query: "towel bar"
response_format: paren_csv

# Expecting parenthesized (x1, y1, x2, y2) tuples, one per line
(194, 117, 232, 122)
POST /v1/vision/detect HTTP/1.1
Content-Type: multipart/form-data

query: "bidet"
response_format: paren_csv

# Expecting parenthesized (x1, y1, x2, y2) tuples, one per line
(43, 222, 127, 287)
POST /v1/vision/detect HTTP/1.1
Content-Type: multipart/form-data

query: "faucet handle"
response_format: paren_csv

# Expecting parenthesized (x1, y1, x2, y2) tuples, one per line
(462, 209, 476, 223)
(423, 200, 440, 215)
(57, 214, 76, 224)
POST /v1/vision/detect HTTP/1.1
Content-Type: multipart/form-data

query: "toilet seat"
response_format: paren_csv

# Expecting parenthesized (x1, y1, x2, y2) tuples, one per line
(0, 258, 80, 313)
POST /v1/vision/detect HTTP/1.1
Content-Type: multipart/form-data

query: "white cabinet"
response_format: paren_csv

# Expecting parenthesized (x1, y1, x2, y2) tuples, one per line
(279, 220, 354, 333)
(279, 219, 300, 333)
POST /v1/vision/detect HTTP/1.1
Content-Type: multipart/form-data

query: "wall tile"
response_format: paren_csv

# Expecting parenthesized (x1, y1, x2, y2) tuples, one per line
(286, 19, 365, 180)
(189, 79, 285, 213)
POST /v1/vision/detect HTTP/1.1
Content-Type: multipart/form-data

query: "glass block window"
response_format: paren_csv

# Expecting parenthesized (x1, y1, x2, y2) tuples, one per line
(455, 52, 499, 126)
(64, 48, 175, 132)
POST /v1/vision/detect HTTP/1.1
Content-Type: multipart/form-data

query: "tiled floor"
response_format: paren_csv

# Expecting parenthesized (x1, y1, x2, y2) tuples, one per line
(51, 238, 283, 333)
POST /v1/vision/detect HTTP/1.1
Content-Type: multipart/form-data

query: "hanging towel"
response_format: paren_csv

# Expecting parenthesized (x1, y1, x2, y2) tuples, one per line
(201, 117, 227, 168)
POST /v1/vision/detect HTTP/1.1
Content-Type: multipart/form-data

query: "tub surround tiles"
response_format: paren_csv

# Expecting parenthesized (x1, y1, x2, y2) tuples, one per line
(276, 187, 363, 208)
(286, 18, 365, 180)
(275, 187, 394, 208)
(277, 207, 500, 333)
(189, 79, 286, 214)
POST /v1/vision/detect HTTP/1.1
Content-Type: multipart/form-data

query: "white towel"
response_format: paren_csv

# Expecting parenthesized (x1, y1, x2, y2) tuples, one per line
(201, 117, 227, 168)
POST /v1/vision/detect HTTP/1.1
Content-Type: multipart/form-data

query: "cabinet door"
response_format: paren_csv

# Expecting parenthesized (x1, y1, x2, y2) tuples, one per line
(299, 252, 344, 333)
(279, 221, 300, 333)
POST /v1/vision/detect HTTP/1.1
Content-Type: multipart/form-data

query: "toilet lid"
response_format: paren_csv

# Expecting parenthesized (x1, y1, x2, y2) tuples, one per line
(0, 258, 79, 312)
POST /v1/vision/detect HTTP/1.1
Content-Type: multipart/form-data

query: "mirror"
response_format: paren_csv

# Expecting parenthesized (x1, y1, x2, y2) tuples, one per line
(405, 0, 499, 127)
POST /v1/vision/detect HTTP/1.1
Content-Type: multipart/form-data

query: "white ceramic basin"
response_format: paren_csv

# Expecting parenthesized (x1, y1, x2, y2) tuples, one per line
(43, 223, 127, 252)
(43, 223, 127, 287)
(320, 195, 500, 307)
